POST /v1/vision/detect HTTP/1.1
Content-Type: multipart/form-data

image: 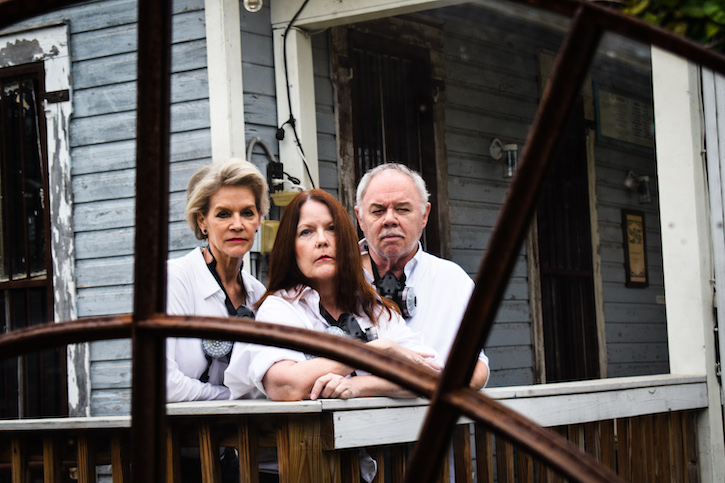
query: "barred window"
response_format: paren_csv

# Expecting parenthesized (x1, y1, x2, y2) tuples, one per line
(0, 63, 66, 418)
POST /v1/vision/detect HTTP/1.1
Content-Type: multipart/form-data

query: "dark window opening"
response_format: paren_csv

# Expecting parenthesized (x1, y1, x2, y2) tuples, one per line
(348, 31, 442, 256)
(536, 100, 600, 383)
(0, 63, 66, 418)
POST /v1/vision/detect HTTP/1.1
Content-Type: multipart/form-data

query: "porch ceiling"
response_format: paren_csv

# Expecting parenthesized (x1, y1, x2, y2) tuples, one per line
(270, 0, 467, 29)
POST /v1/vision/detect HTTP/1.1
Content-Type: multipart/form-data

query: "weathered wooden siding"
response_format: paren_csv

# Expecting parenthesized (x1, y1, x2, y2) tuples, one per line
(590, 50, 668, 377)
(67, 0, 212, 415)
(313, 4, 668, 388)
(5, 0, 280, 415)
(312, 33, 340, 197)
(4, 0, 667, 413)
(432, 6, 555, 387)
(71, 0, 210, 323)
(435, 6, 666, 384)
(434, 6, 667, 384)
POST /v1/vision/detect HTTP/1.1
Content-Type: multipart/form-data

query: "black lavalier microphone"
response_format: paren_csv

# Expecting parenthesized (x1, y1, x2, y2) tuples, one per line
(371, 260, 417, 318)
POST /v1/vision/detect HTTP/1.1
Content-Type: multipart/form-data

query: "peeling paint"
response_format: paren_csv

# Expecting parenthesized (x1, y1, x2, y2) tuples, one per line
(67, 344, 80, 407)
(7, 23, 89, 416)
(47, 97, 87, 416)
(0, 38, 44, 66)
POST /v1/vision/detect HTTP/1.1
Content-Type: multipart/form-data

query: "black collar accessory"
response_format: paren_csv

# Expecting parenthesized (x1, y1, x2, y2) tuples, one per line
(370, 259, 417, 318)
(201, 246, 255, 362)
(319, 303, 378, 343)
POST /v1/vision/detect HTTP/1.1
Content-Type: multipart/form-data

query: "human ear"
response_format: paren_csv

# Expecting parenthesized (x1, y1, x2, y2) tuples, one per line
(354, 206, 365, 233)
(196, 212, 208, 235)
(421, 202, 431, 228)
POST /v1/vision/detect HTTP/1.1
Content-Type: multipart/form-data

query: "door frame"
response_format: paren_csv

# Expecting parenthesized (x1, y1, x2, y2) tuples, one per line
(330, 15, 452, 258)
(528, 50, 606, 383)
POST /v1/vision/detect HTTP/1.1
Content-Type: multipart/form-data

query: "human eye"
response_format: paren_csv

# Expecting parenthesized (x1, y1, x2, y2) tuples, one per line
(243, 208, 257, 218)
(326, 224, 335, 232)
(216, 210, 230, 218)
(299, 228, 312, 237)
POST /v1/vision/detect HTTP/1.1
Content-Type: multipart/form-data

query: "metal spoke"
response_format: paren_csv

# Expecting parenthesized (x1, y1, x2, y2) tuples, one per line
(405, 5, 607, 481)
(2, 0, 725, 481)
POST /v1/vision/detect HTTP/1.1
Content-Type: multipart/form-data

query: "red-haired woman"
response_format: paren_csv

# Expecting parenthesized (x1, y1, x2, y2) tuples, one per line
(225, 189, 439, 401)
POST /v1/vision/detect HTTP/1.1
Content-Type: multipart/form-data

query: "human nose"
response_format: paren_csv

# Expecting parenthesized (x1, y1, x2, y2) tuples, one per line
(230, 214, 244, 230)
(381, 207, 398, 226)
(315, 228, 329, 247)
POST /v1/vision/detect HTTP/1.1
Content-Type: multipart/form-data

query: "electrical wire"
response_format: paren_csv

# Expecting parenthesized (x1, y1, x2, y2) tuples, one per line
(280, 0, 315, 189)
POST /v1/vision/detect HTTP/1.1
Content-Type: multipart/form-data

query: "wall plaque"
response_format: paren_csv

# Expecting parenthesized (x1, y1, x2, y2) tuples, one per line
(596, 86, 654, 149)
(622, 209, 649, 288)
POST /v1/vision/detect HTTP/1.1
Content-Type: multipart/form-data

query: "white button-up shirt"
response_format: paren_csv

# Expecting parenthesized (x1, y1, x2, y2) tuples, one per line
(166, 247, 265, 402)
(224, 285, 436, 400)
(360, 240, 489, 370)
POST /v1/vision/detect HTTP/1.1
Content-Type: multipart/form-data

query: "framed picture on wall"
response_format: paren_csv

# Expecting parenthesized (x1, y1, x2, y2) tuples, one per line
(622, 209, 649, 288)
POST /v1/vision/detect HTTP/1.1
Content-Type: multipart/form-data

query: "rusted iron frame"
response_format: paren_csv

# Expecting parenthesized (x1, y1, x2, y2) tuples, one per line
(0, 316, 132, 357)
(1, 0, 725, 481)
(405, 1, 725, 481)
(521, 0, 725, 74)
(532, 0, 725, 75)
(405, 5, 615, 482)
(131, 0, 171, 479)
(0, 315, 439, 395)
(0, 314, 625, 480)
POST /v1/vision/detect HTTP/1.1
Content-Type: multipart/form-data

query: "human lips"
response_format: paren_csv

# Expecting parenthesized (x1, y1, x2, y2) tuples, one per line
(316, 254, 334, 262)
(379, 229, 404, 242)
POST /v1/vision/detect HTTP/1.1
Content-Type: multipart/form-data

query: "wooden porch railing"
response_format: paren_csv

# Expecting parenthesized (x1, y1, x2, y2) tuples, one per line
(0, 374, 705, 482)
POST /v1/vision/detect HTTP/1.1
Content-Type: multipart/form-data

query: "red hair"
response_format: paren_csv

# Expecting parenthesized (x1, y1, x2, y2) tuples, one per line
(257, 189, 396, 322)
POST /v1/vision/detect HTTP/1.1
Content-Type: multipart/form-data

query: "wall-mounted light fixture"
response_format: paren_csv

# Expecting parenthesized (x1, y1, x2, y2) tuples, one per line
(490, 138, 518, 178)
(244, 0, 263, 12)
(624, 170, 652, 204)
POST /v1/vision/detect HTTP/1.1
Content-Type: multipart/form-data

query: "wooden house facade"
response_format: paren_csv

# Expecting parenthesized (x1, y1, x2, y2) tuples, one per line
(0, 0, 723, 480)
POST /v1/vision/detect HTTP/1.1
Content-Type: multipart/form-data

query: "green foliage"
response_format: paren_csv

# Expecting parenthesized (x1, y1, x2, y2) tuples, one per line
(623, 0, 725, 51)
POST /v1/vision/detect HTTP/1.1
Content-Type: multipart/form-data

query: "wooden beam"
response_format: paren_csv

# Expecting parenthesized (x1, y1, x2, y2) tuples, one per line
(199, 420, 221, 482)
(277, 415, 328, 483)
(237, 417, 259, 483)
(272, 27, 319, 190)
(111, 432, 129, 483)
(474, 425, 494, 483)
(11, 436, 26, 483)
(77, 432, 96, 483)
(452, 425, 472, 483)
(166, 426, 180, 483)
(42, 435, 61, 483)
(495, 437, 514, 483)
(204, 0, 246, 161)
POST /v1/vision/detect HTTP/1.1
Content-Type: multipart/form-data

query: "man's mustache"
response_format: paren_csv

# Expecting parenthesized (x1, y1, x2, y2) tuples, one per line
(379, 229, 405, 238)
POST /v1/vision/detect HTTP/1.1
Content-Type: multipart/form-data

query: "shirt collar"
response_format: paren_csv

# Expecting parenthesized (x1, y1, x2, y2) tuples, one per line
(405, 242, 423, 277)
(192, 247, 223, 300)
(194, 246, 258, 302)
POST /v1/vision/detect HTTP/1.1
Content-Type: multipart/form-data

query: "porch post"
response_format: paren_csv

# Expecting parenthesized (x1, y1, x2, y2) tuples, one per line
(205, 0, 246, 161)
(651, 46, 725, 482)
(271, 23, 319, 189)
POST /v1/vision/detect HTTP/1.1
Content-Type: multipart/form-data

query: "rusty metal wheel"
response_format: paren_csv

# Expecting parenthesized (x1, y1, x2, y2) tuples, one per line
(1, 0, 723, 481)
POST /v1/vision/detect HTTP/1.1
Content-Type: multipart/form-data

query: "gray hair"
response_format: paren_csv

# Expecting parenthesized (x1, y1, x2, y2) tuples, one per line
(185, 158, 270, 240)
(355, 163, 429, 214)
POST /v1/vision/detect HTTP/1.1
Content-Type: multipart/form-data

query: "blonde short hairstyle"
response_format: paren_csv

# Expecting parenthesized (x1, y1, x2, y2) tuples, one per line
(185, 158, 270, 240)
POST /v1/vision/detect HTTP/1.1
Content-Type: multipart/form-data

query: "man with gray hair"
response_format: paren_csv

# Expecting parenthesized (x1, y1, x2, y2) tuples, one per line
(355, 163, 489, 388)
